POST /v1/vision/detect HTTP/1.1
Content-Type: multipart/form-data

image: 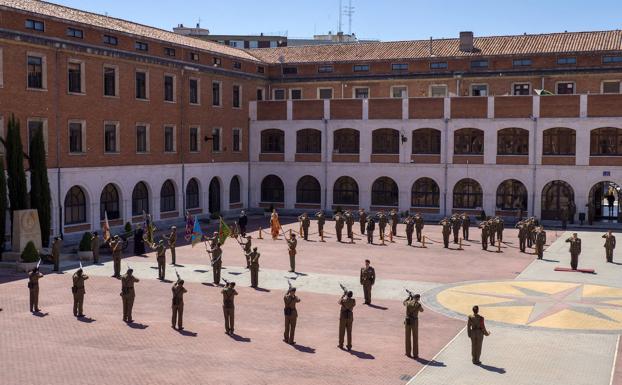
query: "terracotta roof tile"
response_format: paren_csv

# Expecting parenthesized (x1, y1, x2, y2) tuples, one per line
(0, 0, 259, 61)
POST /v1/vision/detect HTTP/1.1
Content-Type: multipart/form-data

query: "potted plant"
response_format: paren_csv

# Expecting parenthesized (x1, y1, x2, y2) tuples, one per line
(18, 240, 39, 272)
(77, 231, 93, 261)
(124, 221, 133, 237)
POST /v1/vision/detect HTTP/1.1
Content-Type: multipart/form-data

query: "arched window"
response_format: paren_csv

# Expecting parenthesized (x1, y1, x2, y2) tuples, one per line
(296, 176, 321, 204)
(411, 178, 440, 207)
(296, 129, 321, 154)
(209, 178, 221, 214)
(454, 128, 484, 155)
(413, 128, 441, 154)
(453, 178, 483, 209)
(132, 182, 149, 216)
(590, 127, 622, 155)
(333, 129, 360, 154)
(372, 128, 399, 154)
(229, 176, 241, 204)
(100, 184, 120, 220)
(261, 129, 284, 153)
(371, 177, 399, 206)
(160, 180, 176, 212)
(186, 178, 200, 209)
(541, 180, 574, 220)
(496, 179, 528, 211)
(543, 127, 576, 155)
(261, 175, 284, 203)
(497, 128, 529, 155)
(64, 186, 86, 225)
(333, 176, 359, 205)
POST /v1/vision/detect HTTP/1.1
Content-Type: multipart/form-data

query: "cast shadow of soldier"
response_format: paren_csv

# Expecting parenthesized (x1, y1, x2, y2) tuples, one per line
(477, 363, 506, 374)
(127, 321, 149, 330)
(179, 329, 198, 337)
(347, 349, 375, 360)
(32, 310, 49, 317)
(414, 358, 446, 367)
(77, 316, 96, 323)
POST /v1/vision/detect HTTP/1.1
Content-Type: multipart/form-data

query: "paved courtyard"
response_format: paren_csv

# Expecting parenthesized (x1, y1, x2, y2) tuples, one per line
(2, 219, 622, 385)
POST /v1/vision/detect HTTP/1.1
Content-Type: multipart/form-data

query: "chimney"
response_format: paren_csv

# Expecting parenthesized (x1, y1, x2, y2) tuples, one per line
(459, 31, 474, 52)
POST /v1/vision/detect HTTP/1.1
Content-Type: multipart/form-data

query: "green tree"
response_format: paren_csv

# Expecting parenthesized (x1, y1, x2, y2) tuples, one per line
(0, 159, 7, 253)
(29, 128, 52, 247)
(5, 115, 29, 230)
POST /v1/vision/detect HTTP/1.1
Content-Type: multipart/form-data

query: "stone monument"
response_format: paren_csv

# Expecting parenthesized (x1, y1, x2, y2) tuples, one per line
(12, 209, 42, 252)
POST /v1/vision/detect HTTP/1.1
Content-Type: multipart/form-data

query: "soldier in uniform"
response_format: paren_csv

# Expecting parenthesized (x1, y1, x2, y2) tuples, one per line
(334, 212, 345, 242)
(366, 216, 375, 244)
(414, 213, 424, 243)
(208, 234, 223, 285)
(439, 217, 451, 248)
(495, 217, 504, 243)
(298, 213, 310, 241)
(121, 268, 139, 323)
(565, 233, 582, 270)
(72, 268, 89, 317)
(338, 290, 356, 351)
(404, 293, 424, 358)
(109, 235, 123, 278)
(358, 208, 367, 235)
(360, 259, 376, 305)
(240, 235, 252, 268)
(152, 239, 167, 281)
(461, 213, 470, 240)
(238, 210, 248, 236)
(28, 267, 43, 313)
(560, 207, 569, 230)
(450, 214, 461, 244)
(516, 220, 527, 252)
(479, 221, 489, 250)
(603, 230, 616, 263)
(377, 210, 388, 241)
(315, 211, 325, 240)
(526, 218, 536, 248)
(390, 209, 399, 237)
(467, 305, 490, 365)
(164, 226, 177, 265)
(534, 226, 547, 259)
(222, 281, 238, 335)
(404, 215, 415, 246)
(488, 219, 497, 246)
(52, 236, 62, 272)
(345, 210, 355, 243)
(90, 232, 100, 264)
(283, 286, 300, 344)
(287, 234, 297, 272)
(249, 247, 260, 288)
(171, 279, 187, 330)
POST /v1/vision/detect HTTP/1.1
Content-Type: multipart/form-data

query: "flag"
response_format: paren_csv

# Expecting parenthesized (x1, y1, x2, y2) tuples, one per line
(218, 217, 231, 245)
(184, 211, 194, 241)
(143, 211, 155, 244)
(191, 216, 203, 247)
(535, 88, 554, 96)
(102, 211, 111, 242)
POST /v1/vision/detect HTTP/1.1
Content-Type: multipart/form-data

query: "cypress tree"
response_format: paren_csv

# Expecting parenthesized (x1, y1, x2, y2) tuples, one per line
(29, 129, 52, 247)
(0, 159, 7, 253)
(6, 115, 29, 231)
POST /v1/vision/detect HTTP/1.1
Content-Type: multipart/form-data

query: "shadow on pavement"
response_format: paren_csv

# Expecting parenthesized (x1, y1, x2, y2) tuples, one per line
(541, 258, 560, 263)
(77, 316, 96, 323)
(32, 311, 49, 317)
(179, 329, 198, 337)
(293, 344, 316, 354)
(127, 322, 149, 329)
(478, 363, 506, 374)
(348, 349, 375, 360)
(194, 269, 209, 273)
(367, 303, 388, 311)
(415, 357, 446, 367)
(230, 333, 251, 342)
(253, 287, 271, 293)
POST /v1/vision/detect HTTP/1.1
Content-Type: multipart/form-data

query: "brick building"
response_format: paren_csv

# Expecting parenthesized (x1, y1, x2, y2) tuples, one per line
(1, 0, 622, 242)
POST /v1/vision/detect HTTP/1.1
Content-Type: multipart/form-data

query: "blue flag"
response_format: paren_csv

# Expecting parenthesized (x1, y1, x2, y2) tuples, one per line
(191, 216, 203, 247)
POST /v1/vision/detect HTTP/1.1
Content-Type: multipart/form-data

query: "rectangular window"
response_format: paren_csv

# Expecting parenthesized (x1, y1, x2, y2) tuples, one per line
(603, 56, 622, 64)
(471, 60, 489, 68)
(232, 85, 241, 108)
(190, 52, 199, 61)
(557, 57, 576, 65)
(233, 128, 241, 152)
(66, 27, 83, 39)
(318, 65, 334, 73)
(27, 119, 48, 154)
(135, 41, 149, 51)
(513, 83, 531, 95)
(213, 57, 222, 67)
(392, 63, 408, 71)
(68, 121, 84, 153)
(249, 41, 259, 49)
(212, 81, 221, 106)
(603, 81, 621, 94)
(257, 66, 265, 74)
(233, 61, 242, 69)
(103, 35, 118, 46)
(282, 67, 298, 75)
(430, 61, 448, 69)
(67, 62, 82, 93)
(135, 71, 147, 99)
(391, 86, 408, 98)
(354, 87, 369, 99)
(25, 19, 44, 32)
(229, 40, 244, 48)
(290, 89, 302, 100)
(256, 88, 264, 101)
(212, 128, 221, 152)
(164, 126, 175, 152)
(27, 55, 44, 89)
(353, 64, 369, 72)
(189, 127, 199, 152)
(189, 78, 199, 104)
(471, 84, 488, 96)
(164, 75, 175, 102)
(513, 58, 532, 67)
(430, 85, 447, 97)
(318, 88, 333, 99)
(104, 122, 118, 153)
(556, 82, 575, 95)
(270, 41, 278, 48)
(164, 47, 176, 57)
(136, 125, 148, 153)
(103, 66, 117, 97)
(273, 89, 286, 100)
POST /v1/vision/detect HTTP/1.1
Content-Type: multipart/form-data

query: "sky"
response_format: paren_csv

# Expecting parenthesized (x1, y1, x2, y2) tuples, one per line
(51, 0, 622, 41)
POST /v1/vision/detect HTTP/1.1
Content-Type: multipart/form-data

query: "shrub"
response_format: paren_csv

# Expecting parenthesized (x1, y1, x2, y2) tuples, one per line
(210, 211, 220, 220)
(79, 232, 91, 252)
(124, 222, 132, 235)
(21, 241, 39, 263)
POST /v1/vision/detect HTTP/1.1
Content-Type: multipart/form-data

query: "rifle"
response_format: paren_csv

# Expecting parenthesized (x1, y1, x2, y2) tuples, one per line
(405, 288, 416, 300)
(79, 260, 83, 270)
(339, 283, 348, 295)
(175, 269, 181, 282)
(287, 279, 293, 292)
(222, 277, 230, 286)
(36, 258, 41, 269)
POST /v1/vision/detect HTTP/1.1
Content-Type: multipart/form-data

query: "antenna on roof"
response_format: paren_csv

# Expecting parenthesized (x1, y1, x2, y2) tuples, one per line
(343, 0, 355, 35)
(338, 0, 342, 34)
(429, 36, 433, 55)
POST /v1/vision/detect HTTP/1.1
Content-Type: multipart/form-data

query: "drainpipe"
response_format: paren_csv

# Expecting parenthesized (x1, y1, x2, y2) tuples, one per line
(531, 115, 538, 217)
(443, 118, 449, 217)
(54, 47, 62, 239)
(247, 117, 251, 211)
(180, 69, 186, 213)
(323, 118, 328, 210)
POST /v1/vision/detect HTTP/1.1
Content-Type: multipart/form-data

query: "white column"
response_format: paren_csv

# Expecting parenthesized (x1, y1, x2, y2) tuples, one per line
(483, 125, 497, 164)
(576, 127, 590, 166)
(579, 95, 588, 118)
(284, 127, 296, 162)
(487, 96, 495, 119)
(362, 99, 369, 120)
(286, 100, 293, 121)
